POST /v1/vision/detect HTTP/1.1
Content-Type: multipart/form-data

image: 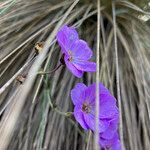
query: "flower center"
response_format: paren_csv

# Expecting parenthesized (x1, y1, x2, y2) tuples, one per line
(82, 103, 91, 113)
(68, 50, 73, 61)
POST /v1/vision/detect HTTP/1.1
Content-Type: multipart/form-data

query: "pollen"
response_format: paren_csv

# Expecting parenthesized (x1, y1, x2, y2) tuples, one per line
(68, 50, 73, 61)
(82, 103, 91, 113)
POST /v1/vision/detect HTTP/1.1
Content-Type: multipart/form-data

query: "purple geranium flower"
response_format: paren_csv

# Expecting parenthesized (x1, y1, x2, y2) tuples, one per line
(56, 25, 96, 78)
(100, 132, 120, 150)
(71, 83, 119, 148)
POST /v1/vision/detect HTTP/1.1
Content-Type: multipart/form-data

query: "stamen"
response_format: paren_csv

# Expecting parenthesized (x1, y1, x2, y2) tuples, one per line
(82, 103, 91, 113)
(68, 50, 73, 61)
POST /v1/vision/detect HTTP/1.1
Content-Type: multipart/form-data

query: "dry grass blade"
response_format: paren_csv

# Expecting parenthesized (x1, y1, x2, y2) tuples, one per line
(112, 1, 124, 149)
(0, 0, 150, 150)
(95, 0, 100, 149)
(118, 0, 150, 16)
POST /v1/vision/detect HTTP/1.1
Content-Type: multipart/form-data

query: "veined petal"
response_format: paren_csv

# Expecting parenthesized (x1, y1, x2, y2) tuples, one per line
(101, 117, 119, 139)
(100, 132, 121, 150)
(111, 139, 121, 150)
(56, 25, 79, 53)
(83, 113, 109, 133)
(71, 83, 87, 105)
(84, 83, 96, 104)
(100, 94, 118, 118)
(73, 60, 96, 72)
(64, 56, 83, 78)
(70, 40, 93, 60)
(99, 83, 118, 118)
(99, 83, 112, 95)
(100, 85, 116, 106)
(74, 105, 89, 130)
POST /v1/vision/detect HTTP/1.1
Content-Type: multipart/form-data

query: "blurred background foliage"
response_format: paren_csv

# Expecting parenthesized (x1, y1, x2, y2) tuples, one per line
(0, 0, 150, 150)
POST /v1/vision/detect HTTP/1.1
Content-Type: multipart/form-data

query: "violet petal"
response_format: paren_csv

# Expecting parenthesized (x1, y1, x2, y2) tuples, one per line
(74, 105, 89, 130)
(71, 83, 87, 105)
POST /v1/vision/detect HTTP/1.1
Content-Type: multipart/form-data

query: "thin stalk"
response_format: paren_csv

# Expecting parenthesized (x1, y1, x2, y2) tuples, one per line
(95, 0, 100, 149)
(38, 64, 62, 75)
(112, 1, 124, 149)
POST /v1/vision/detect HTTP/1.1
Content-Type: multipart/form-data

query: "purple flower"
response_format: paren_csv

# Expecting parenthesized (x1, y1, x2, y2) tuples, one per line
(100, 132, 120, 150)
(71, 83, 119, 148)
(56, 25, 96, 78)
